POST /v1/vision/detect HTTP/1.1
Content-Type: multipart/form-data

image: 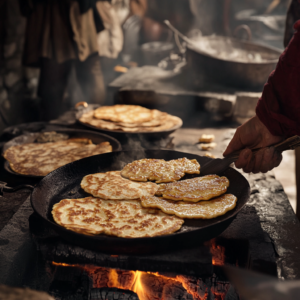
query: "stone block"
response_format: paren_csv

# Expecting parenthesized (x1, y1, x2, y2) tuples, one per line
(0, 89, 8, 104)
(203, 94, 236, 118)
(3, 43, 16, 58)
(233, 92, 261, 124)
(4, 71, 22, 88)
(25, 67, 40, 79)
(2, 99, 11, 110)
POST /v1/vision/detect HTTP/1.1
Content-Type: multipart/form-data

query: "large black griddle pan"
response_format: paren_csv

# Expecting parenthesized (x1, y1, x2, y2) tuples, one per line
(30, 150, 250, 254)
(2, 128, 122, 178)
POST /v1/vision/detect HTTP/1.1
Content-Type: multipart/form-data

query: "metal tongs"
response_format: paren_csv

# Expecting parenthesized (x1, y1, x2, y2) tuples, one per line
(200, 135, 300, 175)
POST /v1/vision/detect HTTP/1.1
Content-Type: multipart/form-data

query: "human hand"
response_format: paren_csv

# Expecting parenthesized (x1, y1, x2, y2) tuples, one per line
(223, 115, 283, 173)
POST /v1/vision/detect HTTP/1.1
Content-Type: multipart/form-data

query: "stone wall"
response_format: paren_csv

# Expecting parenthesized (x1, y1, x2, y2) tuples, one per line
(0, 0, 39, 134)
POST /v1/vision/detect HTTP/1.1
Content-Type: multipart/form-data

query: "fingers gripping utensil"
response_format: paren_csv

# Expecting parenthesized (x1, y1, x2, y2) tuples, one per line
(200, 136, 300, 175)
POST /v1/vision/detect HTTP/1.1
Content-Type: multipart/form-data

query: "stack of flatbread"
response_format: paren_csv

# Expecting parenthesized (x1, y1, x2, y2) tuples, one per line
(79, 105, 182, 132)
(52, 157, 237, 239)
(3, 138, 112, 176)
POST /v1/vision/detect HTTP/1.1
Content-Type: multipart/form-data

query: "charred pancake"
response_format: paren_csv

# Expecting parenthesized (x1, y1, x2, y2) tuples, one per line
(140, 194, 237, 219)
(155, 175, 229, 202)
(81, 171, 158, 200)
(121, 158, 200, 183)
(79, 110, 182, 132)
(52, 197, 184, 238)
(94, 105, 155, 123)
(4, 139, 112, 176)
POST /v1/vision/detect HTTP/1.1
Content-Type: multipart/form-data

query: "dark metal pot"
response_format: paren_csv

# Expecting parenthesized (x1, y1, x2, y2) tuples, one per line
(186, 35, 282, 90)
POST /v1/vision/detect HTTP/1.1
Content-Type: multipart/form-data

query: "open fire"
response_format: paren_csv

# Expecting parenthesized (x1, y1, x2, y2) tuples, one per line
(51, 242, 229, 300)
(52, 262, 232, 300)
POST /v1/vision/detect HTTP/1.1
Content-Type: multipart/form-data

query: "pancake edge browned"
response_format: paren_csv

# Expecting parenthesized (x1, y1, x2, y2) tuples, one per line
(52, 198, 184, 238)
(140, 194, 237, 219)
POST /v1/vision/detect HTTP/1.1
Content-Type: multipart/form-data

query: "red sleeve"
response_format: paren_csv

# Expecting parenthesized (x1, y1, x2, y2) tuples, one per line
(256, 20, 300, 137)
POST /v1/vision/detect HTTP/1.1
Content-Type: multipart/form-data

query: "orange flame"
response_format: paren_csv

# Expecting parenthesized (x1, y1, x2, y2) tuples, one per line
(52, 262, 217, 300)
(209, 240, 225, 266)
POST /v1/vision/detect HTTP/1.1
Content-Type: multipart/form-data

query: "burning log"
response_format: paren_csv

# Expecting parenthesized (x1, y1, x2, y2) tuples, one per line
(51, 263, 237, 300)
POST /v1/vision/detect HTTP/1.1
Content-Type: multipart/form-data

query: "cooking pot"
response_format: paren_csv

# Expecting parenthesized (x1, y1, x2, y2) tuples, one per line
(186, 35, 282, 90)
(164, 20, 282, 90)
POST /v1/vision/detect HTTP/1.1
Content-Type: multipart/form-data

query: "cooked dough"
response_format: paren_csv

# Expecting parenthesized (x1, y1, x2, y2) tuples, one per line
(52, 197, 184, 238)
(81, 171, 158, 200)
(154, 175, 229, 202)
(199, 134, 215, 143)
(155, 184, 168, 196)
(199, 143, 217, 151)
(4, 139, 112, 176)
(121, 158, 200, 183)
(140, 194, 237, 219)
(80, 110, 182, 132)
(94, 105, 155, 123)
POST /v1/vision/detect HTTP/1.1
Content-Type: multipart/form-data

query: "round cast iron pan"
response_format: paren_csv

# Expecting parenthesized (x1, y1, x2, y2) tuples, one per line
(30, 150, 250, 255)
(76, 107, 183, 140)
(2, 128, 122, 178)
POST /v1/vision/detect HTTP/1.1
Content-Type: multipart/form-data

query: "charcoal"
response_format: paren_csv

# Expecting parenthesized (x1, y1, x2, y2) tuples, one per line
(89, 288, 139, 300)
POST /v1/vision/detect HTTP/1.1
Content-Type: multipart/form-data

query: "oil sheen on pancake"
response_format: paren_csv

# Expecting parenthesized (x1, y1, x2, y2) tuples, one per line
(140, 194, 237, 219)
(52, 197, 184, 238)
(121, 158, 200, 183)
(155, 175, 229, 202)
(81, 171, 158, 200)
(4, 139, 112, 176)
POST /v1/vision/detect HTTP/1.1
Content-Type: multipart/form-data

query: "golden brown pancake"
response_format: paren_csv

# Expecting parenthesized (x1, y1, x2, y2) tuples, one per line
(121, 158, 200, 183)
(81, 171, 158, 200)
(140, 194, 237, 219)
(112, 109, 168, 128)
(155, 184, 168, 196)
(154, 175, 229, 202)
(79, 110, 182, 132)
(4, 139, 112, 176)
(52, 197, 184, 238)
(93, 105, 155, 123)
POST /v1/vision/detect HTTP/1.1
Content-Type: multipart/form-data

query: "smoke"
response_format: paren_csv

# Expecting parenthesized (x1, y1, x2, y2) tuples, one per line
(110, 134, 174, 171)
(123, 134, 174, 151)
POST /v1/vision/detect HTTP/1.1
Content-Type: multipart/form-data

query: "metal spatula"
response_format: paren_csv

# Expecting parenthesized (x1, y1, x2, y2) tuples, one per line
(200, 135, 300, 175)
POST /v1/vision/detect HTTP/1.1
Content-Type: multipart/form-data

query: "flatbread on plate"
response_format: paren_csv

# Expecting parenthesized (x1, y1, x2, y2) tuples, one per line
(79, 110, 182, 132)
(93, 105, 154, 123)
